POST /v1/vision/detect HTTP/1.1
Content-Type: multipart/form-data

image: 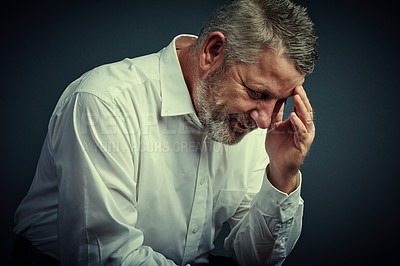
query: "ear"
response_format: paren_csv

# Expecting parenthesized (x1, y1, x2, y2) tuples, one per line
(199, 32, 226, 71)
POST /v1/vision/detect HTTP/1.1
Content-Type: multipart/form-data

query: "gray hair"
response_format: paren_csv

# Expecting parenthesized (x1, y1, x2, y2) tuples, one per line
(194, 0, 318, 73)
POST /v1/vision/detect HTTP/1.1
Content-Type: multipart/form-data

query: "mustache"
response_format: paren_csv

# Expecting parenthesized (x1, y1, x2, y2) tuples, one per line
(229, 113, 257, 129)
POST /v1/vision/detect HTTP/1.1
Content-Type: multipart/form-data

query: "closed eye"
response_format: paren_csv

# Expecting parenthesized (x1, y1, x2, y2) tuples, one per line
(245, 86, 267, 100)
(245, 84, 288, 104)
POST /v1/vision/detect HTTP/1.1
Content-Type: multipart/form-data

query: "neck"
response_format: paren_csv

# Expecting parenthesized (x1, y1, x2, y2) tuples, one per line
(177, 41, 203, 113)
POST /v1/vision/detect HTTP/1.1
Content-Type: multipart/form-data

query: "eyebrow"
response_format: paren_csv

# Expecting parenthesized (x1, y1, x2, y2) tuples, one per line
(252, 84, 294, 100)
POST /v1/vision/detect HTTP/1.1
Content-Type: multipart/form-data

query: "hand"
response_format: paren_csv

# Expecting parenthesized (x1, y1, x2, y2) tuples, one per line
(265, 86, 315, 194)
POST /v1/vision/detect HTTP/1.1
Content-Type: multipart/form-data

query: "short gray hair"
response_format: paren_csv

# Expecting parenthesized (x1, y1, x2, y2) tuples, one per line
(194, 0, 318, 73)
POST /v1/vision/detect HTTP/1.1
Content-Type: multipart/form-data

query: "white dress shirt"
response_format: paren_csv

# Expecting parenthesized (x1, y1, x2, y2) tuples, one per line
(14, 35, 304, 266)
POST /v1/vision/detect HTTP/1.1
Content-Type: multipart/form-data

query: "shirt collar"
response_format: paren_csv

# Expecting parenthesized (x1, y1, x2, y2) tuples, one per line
(160, 34, 197, 117)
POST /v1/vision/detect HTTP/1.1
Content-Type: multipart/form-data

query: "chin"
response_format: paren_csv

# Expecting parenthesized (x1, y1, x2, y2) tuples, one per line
(202, 117, 254, 145)
(208, 130, 248, 145)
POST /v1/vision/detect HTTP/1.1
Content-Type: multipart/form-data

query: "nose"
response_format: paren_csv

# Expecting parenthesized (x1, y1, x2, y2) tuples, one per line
(249, 109, 271, 129)
(249, 100, 280, 129)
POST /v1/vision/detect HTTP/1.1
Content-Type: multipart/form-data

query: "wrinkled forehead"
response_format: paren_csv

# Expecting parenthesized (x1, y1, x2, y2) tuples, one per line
(242, 49, 305, 97)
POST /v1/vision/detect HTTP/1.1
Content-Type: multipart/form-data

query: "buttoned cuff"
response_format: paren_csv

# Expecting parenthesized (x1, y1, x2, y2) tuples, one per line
(253, 170, 302, 222)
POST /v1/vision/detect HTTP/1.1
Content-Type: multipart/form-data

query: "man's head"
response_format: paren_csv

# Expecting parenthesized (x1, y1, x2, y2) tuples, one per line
(194, 0, 318, 73)
(186, 0, 318, 145)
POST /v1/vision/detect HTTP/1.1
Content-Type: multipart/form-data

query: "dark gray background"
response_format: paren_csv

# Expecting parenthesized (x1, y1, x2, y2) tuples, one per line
(1, 0, 399, 265)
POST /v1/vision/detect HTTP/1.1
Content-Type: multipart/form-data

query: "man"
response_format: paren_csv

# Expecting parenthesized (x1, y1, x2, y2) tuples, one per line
(13, 0, 318, 265)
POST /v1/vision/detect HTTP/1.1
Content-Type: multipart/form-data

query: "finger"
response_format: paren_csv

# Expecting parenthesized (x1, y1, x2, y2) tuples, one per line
(274, 101, 285, 123)
(289, 112, 307, 149)
(294, 86, 314, 120)
(293, 94, 314, 132)
(269, 100, 285, 129)
(289, 112, 313, 151)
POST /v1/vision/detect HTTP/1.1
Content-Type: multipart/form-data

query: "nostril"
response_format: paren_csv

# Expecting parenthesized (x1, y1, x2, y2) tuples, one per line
(249, 110, 270, 129)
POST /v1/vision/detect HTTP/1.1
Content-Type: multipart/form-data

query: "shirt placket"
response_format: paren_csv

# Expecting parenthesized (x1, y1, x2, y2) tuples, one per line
(182, 135, 209, 264)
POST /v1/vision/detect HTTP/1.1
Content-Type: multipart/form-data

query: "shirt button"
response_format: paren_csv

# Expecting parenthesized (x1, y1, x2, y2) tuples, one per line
(282, 203, 291, 211)
(192, 226, 199, 234)
(200, 178, 205, 185)
(275, 223, 282, 231)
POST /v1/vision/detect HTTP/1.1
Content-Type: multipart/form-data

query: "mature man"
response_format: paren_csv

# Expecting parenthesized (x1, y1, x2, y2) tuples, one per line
(13, 0, 318, 265)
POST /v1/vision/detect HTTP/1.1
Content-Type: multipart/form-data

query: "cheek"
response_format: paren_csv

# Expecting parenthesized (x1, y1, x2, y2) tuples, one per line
(229, 97, 258, 115)
(221, 88, 255, 114)
(238, 99, 280, 120)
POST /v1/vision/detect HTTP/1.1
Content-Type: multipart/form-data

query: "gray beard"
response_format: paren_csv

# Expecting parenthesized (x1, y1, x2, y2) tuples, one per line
(195, 69, 256, 145)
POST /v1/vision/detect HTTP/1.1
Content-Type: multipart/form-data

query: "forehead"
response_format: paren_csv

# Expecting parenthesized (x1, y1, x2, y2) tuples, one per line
(240, 49, 305, 98)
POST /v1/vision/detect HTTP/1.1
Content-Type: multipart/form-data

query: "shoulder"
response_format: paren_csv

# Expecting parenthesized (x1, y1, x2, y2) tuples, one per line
(53, 53, 162, 116)
(77, 53, 161, 101)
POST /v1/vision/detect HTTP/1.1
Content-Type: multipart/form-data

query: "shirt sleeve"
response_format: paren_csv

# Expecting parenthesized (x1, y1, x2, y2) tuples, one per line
(223, 169, 304, 266)
(49, 92, 177, 265)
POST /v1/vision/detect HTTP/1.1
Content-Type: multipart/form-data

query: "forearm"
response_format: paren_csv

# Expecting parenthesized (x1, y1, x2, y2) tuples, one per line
(58, 226, 177, 266)
(224, 171, 303, 265)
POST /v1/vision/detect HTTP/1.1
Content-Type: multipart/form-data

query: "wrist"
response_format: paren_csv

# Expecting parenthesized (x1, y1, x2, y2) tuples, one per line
(267, 163, 298, 194)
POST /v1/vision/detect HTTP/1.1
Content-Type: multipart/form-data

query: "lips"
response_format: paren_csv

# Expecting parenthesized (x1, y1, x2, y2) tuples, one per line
(231, 115, 257, 132)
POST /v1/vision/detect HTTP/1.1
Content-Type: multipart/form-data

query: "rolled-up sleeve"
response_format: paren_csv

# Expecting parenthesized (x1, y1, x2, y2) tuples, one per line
(224, 170, 303, 266)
